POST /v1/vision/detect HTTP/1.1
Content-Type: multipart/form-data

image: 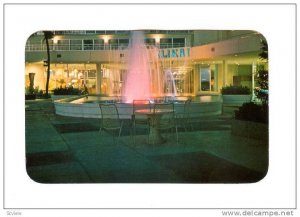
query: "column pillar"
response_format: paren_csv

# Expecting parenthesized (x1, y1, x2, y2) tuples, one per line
(252, 62, 257, 101)
(29, 72, 35, 90)
(222, 60, 227, 86)
(194, 64, 198, 95)
(96, 63, 102, 94)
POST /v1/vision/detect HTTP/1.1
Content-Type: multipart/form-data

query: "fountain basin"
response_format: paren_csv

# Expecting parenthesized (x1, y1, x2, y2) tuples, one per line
(54, 95, 223, 119)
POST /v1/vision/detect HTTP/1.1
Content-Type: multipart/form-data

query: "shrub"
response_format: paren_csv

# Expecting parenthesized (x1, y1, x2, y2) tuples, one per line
(52, 86, 87, 95)
(254, 87, 268, 105)
(221, 85, 251, 95)
(234, 102, 268, 123)
(25, 86, 41, 95)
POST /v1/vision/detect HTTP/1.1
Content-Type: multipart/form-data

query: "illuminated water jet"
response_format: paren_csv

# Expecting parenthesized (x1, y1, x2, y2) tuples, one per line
(122, 31, 166, 103)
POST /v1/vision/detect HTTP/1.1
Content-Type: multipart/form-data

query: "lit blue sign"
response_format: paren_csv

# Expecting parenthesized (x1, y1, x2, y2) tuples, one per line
(159, 47, 190, 58)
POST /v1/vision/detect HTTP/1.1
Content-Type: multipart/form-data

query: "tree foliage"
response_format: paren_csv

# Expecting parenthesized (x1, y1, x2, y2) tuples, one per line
(255, 38, 268, 105)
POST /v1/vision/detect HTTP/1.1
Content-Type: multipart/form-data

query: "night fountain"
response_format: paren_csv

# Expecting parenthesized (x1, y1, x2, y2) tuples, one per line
(54, 30, 222, 118)
(122, 31, 152, 102)
(164, 69, 177, 99)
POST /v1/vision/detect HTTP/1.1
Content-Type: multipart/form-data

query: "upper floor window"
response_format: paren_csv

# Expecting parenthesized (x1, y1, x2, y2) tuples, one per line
(70, 40, 82, 50)
(173, 38, 185, 48)
(108, 39, 118, 49)
(86, 30, 96, 34)
(83, 40, 93, 50)
(56, 40, 69, 50)
(160, 38, 172, 49)
(118, 39, 129, 49)
(94, 39, 104, 50)
(145, 38, 156, 46)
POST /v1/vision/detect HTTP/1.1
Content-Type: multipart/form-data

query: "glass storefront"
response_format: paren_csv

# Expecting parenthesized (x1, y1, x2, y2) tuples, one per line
(227, 64, 253, 91)
(198, 65, 218, 93)
(25, 61, 257, 96)
(43, 64, 97, 93)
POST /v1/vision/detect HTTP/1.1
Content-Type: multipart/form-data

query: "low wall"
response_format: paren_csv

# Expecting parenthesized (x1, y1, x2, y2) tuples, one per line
(54, 96, 223, 119)
(222, 95, 252, 106)
(51, 95, 84, 101)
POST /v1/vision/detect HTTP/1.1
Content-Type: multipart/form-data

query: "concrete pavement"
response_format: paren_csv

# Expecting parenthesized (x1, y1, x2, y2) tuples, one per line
(25, 99, 268, 183)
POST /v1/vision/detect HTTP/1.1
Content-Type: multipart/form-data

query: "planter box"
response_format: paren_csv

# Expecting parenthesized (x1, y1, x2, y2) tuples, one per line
(222, 94, 252, 106)
(25, 94, 36, 100)
(51, 95, 78, 101)
(231, 119, 268, 141)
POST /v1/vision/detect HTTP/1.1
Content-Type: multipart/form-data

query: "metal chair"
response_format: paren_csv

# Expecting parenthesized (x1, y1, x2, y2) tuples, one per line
(182, 98, 193, 131)
(153, 102, 178, 143)
(132, 100, 151, 143)
(175, 98, 193, 131)
(99, 103, 123, 143)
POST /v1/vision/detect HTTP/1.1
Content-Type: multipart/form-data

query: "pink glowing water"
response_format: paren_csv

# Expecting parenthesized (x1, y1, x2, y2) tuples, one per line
(122, 31, 179, 103)
(122, 31, 152, 103)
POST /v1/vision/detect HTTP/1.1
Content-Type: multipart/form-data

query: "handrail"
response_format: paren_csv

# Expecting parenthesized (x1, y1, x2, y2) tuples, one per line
(25, 43, 189, 51)
(33, 30, 192, 35)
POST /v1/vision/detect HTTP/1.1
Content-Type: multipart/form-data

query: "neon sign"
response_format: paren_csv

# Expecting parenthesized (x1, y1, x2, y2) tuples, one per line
(159, 47, 190, 58)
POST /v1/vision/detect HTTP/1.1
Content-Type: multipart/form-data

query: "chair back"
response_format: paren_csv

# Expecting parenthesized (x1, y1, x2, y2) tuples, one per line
(99, 104, 121, 130)
(132, 100, 151, 121)
(154, 103, 175, 124)
(153, 103, 178, 142)
(183, 98, 192, 118)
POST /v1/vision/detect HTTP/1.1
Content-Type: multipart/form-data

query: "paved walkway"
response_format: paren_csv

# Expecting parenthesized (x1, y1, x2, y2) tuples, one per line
(25, 99, 268, 183)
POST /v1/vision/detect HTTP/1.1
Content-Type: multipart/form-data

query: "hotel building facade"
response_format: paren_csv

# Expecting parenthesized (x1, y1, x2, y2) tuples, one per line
(25, 30, 267, 97)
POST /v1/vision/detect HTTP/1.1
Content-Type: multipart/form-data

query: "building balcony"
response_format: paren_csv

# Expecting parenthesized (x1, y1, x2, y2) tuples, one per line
(25, 33, 263, 63)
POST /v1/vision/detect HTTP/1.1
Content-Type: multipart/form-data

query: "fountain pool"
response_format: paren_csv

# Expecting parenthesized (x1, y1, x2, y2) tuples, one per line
(54, 95, 222, 119)
(53, 30, 222, 118)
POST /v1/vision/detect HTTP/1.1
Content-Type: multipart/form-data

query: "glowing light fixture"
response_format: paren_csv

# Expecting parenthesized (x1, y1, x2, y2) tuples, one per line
(53, 36, 60, 44)
(103, 36, 110, 44)
(155, 37, 160, 44)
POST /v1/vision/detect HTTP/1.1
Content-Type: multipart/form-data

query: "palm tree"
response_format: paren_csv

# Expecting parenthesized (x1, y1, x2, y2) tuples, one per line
(43, 31, 54, 96)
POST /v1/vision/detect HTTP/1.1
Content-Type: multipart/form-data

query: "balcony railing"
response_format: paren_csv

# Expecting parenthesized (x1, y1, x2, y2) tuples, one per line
(25, 43, 188, 52)
(33, 30, 192, 35)
(25, 44, 125, 51)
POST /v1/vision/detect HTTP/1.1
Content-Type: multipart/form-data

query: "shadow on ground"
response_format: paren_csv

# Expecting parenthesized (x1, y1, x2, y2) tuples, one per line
(25, 99, 268, 184)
